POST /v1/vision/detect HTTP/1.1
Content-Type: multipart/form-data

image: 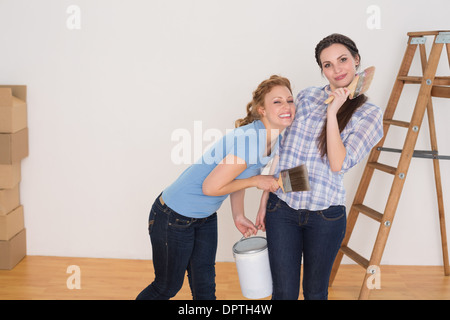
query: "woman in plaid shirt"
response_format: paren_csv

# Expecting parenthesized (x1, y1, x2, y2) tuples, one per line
(256, 34, 384, 300)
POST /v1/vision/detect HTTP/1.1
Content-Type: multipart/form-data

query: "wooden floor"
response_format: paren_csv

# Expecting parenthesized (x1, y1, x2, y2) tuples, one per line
(1, 256, 449, 300)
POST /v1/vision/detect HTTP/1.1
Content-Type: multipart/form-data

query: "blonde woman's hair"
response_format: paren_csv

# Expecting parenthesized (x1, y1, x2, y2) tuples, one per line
(235, 75, 292, 128)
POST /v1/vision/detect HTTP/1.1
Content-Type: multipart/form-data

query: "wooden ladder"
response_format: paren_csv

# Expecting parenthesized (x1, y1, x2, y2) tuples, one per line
(329, 30, 450, 300)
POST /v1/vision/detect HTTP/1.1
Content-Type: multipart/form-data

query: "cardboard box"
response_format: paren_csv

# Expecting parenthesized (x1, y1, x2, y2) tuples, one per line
(0, 86, 27, 133)
(0, 162, 21, 189)
(0, 184, 20, 215)
(0, 127, 28, 164)
(0, 205, 24, 241)
(0, 228, 26, 270)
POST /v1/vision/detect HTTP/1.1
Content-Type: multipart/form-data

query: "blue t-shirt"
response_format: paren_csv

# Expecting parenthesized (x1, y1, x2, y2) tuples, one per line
(162, 120, 280, 218)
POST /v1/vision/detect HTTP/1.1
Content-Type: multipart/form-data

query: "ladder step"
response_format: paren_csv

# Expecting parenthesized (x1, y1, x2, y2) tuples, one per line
(407, 30, 447, 36)
(431, 86, 450, 98)
(384, 119, 410, 128)
(367, 162, 397, 174)
(340, 246, 369, 269)
(397, 76, 450, 85)
(353, 204, 383, 222)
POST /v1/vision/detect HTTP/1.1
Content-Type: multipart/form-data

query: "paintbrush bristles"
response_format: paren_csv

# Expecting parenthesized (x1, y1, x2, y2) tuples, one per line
(353, 66, 375, 98)
(351, 66, 375, 99)
(286, 165, 310, 192)
(279, 165, 310, 192)
(346, 74, 360, 99)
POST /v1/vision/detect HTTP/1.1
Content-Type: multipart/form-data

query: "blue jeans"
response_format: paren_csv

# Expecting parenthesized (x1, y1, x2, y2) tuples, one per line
(265, 192, 346, 300)
(136, 194, 218, 300)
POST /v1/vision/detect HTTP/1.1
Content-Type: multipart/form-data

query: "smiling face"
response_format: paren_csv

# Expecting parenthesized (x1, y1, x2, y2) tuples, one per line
(319, 43, 360, 91)
(258, 85, 295, 131)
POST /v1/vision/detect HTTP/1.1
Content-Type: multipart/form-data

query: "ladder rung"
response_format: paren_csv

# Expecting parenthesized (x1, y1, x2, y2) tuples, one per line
(367, 162, 397, 174)
(397, 76, 450, 85)
(384, 119, 410, 128)
(340, 246, 369, 269)
(353, 204, 383, 222)
(407, 30, 450, 36)
(431, 86, 450, 98)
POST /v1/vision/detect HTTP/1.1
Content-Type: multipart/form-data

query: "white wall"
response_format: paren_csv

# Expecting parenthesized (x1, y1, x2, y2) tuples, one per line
(0, 0, 449, 265)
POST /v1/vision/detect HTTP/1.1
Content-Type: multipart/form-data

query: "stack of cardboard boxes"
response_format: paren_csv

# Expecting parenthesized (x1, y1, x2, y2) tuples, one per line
(0, 85, 28, 269)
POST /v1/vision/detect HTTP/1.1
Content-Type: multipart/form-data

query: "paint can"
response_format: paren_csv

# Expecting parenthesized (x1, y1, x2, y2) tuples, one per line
(232, 236, 272, 299)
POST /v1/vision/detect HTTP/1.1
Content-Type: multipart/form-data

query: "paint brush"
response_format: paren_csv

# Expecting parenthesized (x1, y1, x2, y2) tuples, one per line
(324, 66, 376, 104)
(277, 164, 310, 193)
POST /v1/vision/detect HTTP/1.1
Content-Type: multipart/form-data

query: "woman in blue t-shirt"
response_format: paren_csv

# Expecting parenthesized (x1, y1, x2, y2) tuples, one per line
(136, 75, 295, 300)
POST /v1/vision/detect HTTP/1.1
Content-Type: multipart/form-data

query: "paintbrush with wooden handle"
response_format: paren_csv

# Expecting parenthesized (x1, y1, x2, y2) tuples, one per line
(324, 66, 375, 104)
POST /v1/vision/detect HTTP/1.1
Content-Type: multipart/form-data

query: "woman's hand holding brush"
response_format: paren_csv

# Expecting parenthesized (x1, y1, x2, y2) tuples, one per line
(252, 175, 280, 193)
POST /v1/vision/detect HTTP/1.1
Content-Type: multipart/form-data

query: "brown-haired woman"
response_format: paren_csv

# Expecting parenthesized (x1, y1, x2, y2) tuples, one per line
(136, 75, 295, 300)
(255, 34, 384, 300)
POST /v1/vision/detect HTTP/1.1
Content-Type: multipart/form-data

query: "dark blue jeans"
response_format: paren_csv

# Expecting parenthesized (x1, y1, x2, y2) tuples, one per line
(136, 195, 218, 300)
(265, 192, 346, 300)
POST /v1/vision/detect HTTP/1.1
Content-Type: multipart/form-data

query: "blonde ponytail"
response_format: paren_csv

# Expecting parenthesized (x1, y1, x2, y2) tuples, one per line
(235, 101, 258, 128)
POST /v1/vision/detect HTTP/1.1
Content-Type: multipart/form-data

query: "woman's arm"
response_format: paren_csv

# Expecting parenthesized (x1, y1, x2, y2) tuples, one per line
(255, 154, 280, 231)
(255, 191, 270, 232)
(202, 154, 279, 197)
(326, 88, 350, 172)
(230, 189, 257, 237)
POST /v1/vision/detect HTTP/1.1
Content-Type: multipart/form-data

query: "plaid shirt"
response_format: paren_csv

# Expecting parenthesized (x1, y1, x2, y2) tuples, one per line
(274, 85, 383, 210)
